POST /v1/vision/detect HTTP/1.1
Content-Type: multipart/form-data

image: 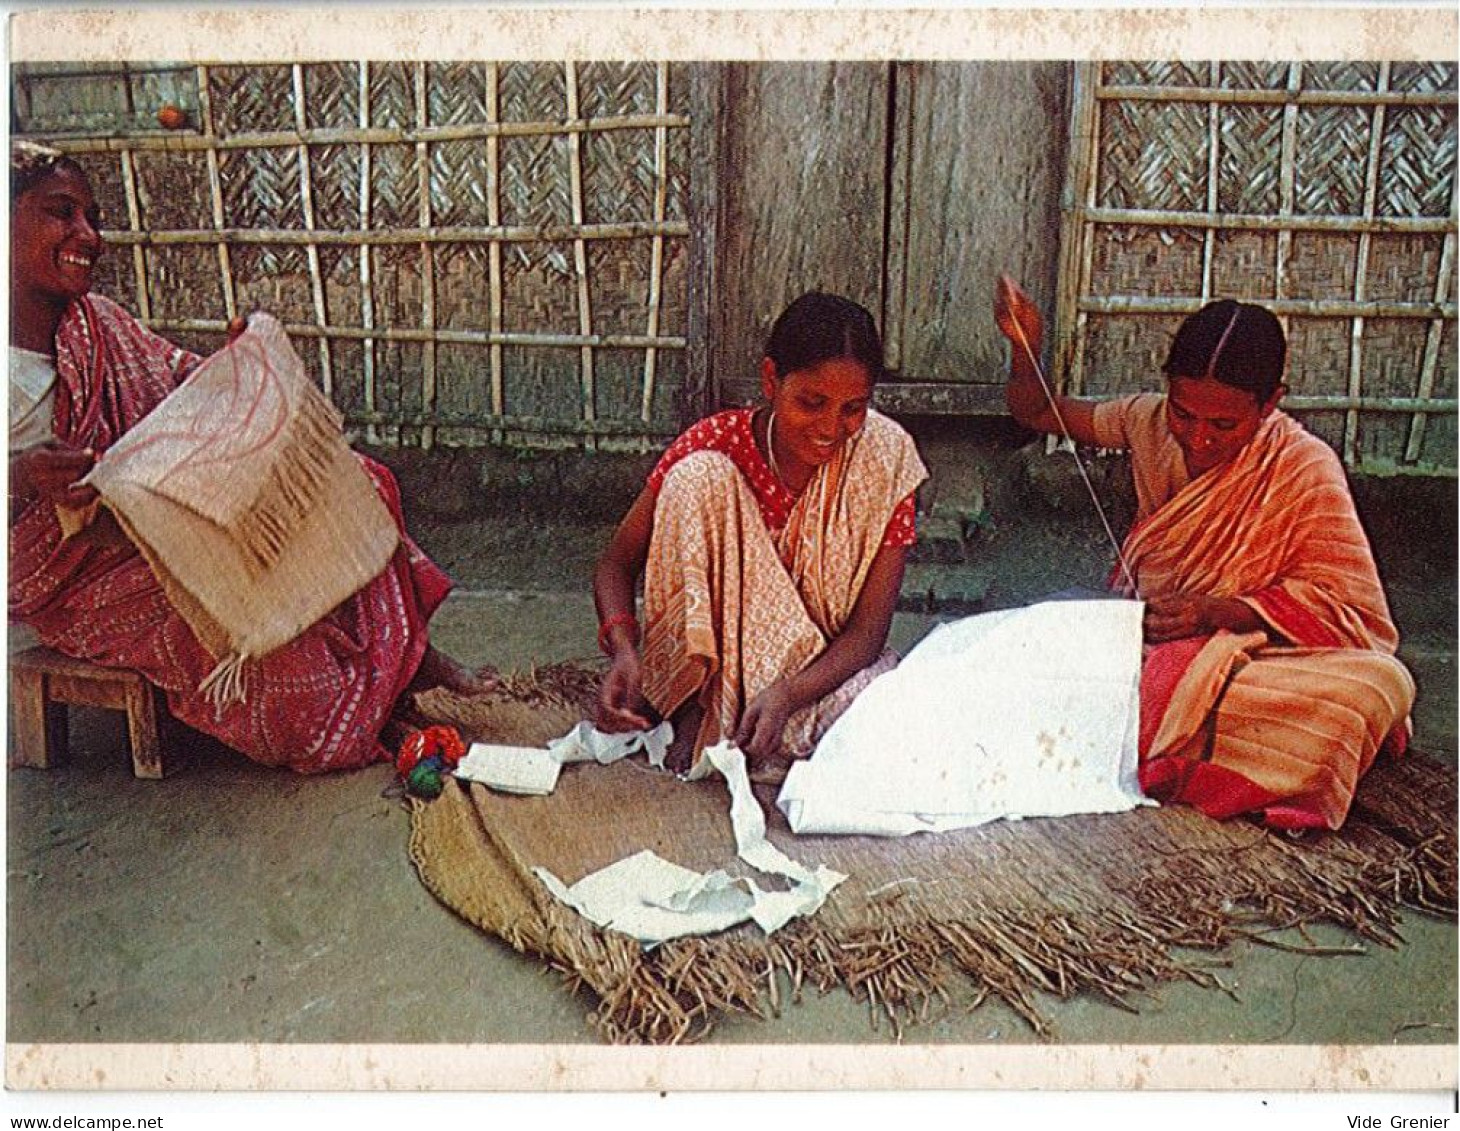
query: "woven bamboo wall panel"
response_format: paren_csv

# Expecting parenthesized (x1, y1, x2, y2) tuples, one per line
(1368, 233, 1449, 303)
(1097, 100, 1208, 213)
(1286, 317, 1353, 395)
(1217, 105, 1283, 215)
(134, 150, 212, 229)
(1305, 62, 1382, 91)
(1060, 60, 1458, 475)
(1090, 228, 1204, 297)
(1080, 314, 1180, 397)
(1286, 232, 1360, 299)
(1294, 106, 1368, 216)
(21, 60, 691, 449)
(1381, 105, 1456, 217)
(1218, 62, 1291, 90)
(208, 66, 295, 135)
(302, 63, 359, 130)
(145, 245, 224, 322)
(1209, 231, 1278, 300)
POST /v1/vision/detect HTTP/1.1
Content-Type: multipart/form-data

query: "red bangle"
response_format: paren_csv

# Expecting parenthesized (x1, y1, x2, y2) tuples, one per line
(598, 612, 640, 656)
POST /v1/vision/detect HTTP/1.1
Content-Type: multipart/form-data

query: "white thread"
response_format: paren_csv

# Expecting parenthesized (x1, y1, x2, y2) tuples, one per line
(1007, 315, 1142, 598)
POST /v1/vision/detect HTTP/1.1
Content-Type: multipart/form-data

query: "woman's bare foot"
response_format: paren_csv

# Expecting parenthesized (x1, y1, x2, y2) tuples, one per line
(409, 644, 500, 698)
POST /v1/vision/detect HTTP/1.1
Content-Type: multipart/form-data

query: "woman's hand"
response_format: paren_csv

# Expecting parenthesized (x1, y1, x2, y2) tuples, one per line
(1143, 593, 1264, 643)
(995, 274, 1044, 355)
(595, 649, 652, 733)
(227, 316, 248, 343)
(994, 275, 1099, 442)
(734, 681, 797, 766)
(10, 442, 98, 510)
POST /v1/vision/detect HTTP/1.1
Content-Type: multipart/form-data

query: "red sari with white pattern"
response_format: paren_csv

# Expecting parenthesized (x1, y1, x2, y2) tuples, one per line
(9, 295, 452, 772)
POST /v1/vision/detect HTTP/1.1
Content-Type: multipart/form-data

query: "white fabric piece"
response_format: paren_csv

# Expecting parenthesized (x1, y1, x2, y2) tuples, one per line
(455, 742, 563, 795)
(778, 600, 1152, 837)
(9, 347, 58, 453)
(455, 721, 674, 795)
(534, 851, 756, 946)
(547, 720, 672, 769)
(527, 734, 844, 945)
(699, 741, 846, 933)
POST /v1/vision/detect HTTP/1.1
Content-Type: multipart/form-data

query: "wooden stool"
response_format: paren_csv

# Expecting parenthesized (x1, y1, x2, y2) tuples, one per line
(9, 646, 168, 779)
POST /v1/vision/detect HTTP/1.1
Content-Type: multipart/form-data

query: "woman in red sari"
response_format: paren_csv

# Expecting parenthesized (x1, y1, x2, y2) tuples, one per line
(994, 278, 1414, 830)
(9, 141, 483, 772)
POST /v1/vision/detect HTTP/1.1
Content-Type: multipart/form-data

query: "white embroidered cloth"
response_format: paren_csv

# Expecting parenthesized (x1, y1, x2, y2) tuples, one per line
(777, 600, 1152, 836)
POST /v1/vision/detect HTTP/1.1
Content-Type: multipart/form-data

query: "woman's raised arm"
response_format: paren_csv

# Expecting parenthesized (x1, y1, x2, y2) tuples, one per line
(995, 275, 1099, 446)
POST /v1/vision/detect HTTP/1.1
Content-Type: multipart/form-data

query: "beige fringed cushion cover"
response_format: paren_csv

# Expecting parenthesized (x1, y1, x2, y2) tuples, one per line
(85, 314, 398, 699)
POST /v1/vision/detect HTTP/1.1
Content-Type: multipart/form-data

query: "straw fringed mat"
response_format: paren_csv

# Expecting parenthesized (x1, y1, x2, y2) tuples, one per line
(407, 671, 1457, 1045)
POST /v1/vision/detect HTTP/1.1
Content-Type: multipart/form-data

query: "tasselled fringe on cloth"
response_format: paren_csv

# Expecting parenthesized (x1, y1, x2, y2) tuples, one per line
(199, 651, 249, 710)
(231, 386, 346, 578)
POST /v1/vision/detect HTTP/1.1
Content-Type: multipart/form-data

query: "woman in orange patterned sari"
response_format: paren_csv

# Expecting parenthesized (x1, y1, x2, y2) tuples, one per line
(996, 280, 1413, 830)
(594, 293, 928, 777)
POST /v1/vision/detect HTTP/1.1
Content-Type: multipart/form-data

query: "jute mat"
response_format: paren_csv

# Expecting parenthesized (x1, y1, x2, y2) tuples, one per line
(407, 665, 1457, 1045)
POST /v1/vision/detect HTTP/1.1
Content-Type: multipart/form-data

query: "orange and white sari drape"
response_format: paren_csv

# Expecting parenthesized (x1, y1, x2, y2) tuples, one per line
(1094, 395, 1414, 830)
(639, 410, 927, 766)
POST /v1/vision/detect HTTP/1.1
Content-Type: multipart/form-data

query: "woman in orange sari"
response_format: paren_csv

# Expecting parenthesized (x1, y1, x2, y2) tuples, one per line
(995, 279, 1414, 830)
(594, 292, 927, 777)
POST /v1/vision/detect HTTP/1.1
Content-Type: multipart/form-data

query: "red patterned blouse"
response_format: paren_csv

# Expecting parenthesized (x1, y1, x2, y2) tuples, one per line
(646, 408, 918, 548)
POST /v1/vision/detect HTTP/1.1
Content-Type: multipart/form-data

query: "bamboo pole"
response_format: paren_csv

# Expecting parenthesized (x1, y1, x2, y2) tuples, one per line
(359, 60, 379, 443)
(196, 65, 237, 321)
(1200, 61, 1220, 302)
(1079, 296, 1455, 320)
(565, 61, 597, 449)
(1095, 85, 1455, 109)
(1282, 394, 1458, 413)
(1273, 63, 1301, 323)
(485, 62, 505, 441)
(1404, 185, 1457, 463)
(1080, 208, 1449, 236)
(640, 62, 670, 424)
(1062, 62, 1103, 401)
(293, 63, 334, 398)
(117, 148, 151, 323)
(416, 62, 437, 450)
(341, 408, 679, 438)
(96, 220, 689, 248)
(1344, 62, 1389, 468)
(45, 114, 690, 154)
(144, 318, 686, 350)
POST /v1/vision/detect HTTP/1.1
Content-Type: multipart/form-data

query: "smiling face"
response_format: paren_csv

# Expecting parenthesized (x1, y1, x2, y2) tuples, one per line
(10, 164, 103, 314)
(761, 355, 874, 481)
(1166, 374, 1283, 476)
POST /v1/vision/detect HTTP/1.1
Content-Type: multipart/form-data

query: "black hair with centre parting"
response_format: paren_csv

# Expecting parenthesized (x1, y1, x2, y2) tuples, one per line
(1163, 298, 1286, 402)
(764, 291, 885, 385)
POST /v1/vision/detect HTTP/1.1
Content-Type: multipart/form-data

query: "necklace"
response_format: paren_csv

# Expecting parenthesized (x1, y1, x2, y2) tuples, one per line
(765, 409, 792, 491)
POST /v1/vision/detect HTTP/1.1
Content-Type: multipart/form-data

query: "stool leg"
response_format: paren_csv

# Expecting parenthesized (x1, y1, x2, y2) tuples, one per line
(124, 682, 165, 779)
(10, 668, 66, 769)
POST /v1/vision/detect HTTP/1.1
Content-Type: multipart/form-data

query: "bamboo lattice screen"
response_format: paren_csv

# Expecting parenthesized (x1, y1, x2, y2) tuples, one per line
(1055, 61, 1458, 476)
(21, 61, 691, 450)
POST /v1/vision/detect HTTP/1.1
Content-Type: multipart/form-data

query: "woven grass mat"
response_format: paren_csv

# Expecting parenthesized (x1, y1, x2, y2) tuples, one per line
(407, 667, 1457, 1045)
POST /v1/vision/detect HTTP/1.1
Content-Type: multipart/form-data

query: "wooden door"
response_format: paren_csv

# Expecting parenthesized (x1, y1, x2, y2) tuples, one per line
(700, 61, 1072, 419)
